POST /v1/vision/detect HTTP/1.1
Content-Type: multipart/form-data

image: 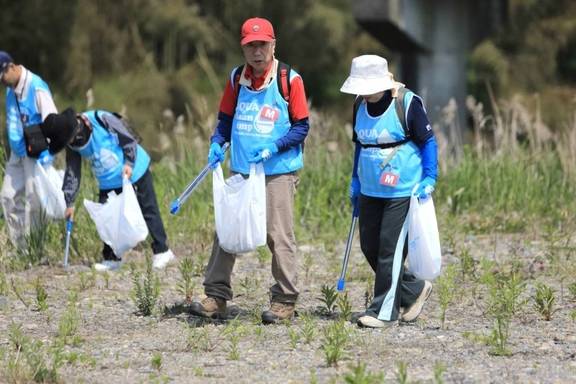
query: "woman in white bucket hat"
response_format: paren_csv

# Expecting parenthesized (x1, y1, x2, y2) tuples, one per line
(341, 55, 438, 328)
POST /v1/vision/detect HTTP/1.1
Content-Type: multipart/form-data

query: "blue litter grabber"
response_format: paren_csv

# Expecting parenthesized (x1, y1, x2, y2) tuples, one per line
(170, 142, 230, 215)
(63, 218, 73, 268)
(336, 201, 359, 292)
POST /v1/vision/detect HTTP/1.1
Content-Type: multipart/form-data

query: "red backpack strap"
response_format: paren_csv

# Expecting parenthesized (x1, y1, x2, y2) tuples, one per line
(276, 61, 291, 102)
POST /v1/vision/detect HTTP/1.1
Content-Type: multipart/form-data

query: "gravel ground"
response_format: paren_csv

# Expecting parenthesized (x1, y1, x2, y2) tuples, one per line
(0, 233, 575, 383)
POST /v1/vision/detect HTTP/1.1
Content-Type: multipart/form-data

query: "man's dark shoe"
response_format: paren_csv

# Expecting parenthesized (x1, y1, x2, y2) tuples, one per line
(189, 296, 227, 319)
(401, 281, 432, 322)
(261, 302, 295, 324)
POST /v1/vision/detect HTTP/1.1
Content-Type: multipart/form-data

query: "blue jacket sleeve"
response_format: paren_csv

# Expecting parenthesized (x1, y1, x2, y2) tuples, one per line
(419, 135, 438, 181)
(352, 141, 361, 178)
(210, 112, 233, 145)
(407, 97, 433, 145)
(274, 118, 310, 152)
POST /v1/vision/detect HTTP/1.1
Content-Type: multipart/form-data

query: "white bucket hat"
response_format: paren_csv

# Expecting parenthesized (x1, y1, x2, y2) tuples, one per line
(340, 55, 395, 95)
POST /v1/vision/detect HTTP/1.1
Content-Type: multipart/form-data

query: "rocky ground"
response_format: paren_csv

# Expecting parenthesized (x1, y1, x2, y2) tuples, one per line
(0, 233, 575, 383)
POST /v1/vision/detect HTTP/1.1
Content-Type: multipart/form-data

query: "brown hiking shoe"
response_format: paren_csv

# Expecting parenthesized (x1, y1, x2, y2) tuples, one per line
(189, 296, 227, 319)
(401, 281, 432, 322)
(261, 302, 295, 324)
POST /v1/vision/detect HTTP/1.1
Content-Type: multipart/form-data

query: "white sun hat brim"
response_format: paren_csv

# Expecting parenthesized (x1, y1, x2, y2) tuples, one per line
(340, 73, 395, 95)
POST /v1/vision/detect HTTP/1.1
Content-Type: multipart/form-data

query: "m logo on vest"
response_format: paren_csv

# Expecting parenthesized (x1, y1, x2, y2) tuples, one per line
(254, 104, 278, 134)
(380, 172, 399, 187)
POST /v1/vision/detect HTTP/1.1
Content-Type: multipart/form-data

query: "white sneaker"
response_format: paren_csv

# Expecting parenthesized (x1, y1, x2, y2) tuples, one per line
(152, 249, 175, 270)
(401, 281, 433, 322)
(93, 260, 122, 272)
(357, 315, 396, 329)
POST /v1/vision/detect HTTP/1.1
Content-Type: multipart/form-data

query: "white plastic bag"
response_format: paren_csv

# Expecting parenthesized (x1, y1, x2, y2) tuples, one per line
(213, 163, 266, 253)
(407, 195, 442, 280)
(83, 179, 149, 257)
(34, 164, 66, 219)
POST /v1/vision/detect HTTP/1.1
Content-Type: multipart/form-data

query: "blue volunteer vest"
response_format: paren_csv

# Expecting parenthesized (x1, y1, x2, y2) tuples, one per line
(71, 110, 150, 190)
(355, 91, 423, 198)
(5, 72, 51, 157)
(230, 68, 303, 175)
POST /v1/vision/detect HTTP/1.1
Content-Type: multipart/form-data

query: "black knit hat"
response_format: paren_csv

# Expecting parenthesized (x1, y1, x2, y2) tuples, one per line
(41, 108, 79, 154)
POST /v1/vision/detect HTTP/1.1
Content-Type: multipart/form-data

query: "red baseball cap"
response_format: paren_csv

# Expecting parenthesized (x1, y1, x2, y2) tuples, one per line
(240, 17, 275, 45)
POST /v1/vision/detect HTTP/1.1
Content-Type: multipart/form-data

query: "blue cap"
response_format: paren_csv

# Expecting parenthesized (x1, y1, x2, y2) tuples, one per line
(0, 51, 13, 73)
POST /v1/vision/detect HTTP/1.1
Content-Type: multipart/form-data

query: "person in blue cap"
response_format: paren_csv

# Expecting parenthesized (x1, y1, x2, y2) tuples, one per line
(41, 108, 175, 271)
(0, 51, 58, 248)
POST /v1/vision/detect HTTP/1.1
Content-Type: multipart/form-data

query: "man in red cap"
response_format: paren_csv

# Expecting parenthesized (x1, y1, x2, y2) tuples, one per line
(191, 17, 310, 324)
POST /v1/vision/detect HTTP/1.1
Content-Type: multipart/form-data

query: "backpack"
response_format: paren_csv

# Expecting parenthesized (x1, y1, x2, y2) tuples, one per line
(94, 110, 142, 143)
(232, 62, 292, 116)
(353, 87, 411, 148)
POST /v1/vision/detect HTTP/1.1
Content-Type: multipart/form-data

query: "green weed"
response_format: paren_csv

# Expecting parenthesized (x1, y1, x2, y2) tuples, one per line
(396, 361, 409, 384)
(319, 284, 338, 315)
(567, 282, 576, 301)
(256, 246, 271, 266)
(433, 361, 446, 384)
(436, 264, 458, 329)
(58, 302, 81, 345)
(192, 252, 208, 276)
(303, 252, 314, 284)
(16, 214, 49, 267)
(186, 326, 216, 353)
(344, 361, 384, 383)
(458, 246, 475, 280)
(310, 368, 319, 384)
(8, 322, 29, 351)
(227, 334, 241, 360)
(101, 271, 111, 289)
(25, 340, 64, 383)
(321, 320, 350, 367)
(533, 283, 556, 321)
(11, 277, 30, 308)
(482, 269, 527, 355)
(337, 291, 353, 321)
(78, 269, 96, 291)
(34, 277, 48, 312)
(238, 276, 260, 300)
(151, 352, 162, 372)
(131, 256, 161, 316)
(300, 313, 316, 344)
(487, 317, 512, 356)
(223, 319, 246, 361)
(177, 257, 195, 303)
(0, 269, 7, 296)
(288, 327, 300, 350)
(5, 323, 63, 383)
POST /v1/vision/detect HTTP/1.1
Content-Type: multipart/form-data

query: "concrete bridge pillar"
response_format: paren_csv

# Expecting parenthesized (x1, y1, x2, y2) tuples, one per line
(352, 0, 507, 129)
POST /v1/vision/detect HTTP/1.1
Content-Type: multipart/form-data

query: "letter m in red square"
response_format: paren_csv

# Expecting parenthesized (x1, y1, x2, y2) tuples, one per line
(260, 106, 279, 122)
